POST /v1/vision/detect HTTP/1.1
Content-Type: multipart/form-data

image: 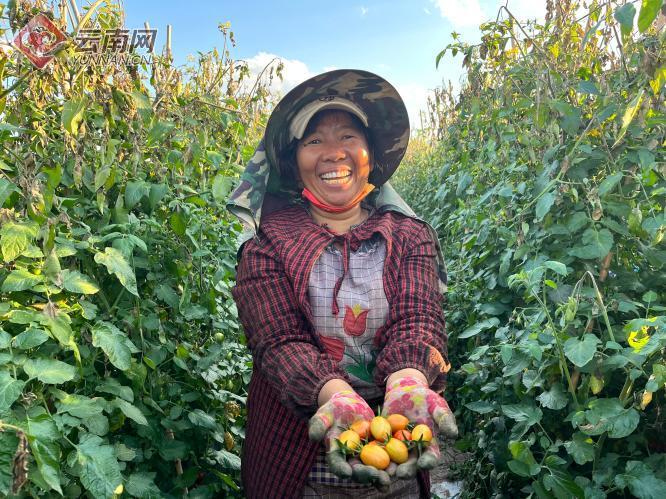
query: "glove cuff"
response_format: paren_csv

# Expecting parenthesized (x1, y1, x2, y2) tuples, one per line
(386, 375, 428, 393)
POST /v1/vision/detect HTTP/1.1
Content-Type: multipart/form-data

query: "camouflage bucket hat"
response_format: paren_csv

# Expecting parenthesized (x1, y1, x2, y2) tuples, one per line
(265, 68, 410, 187)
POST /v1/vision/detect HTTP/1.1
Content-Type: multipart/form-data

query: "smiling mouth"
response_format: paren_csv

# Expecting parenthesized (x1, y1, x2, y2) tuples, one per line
(319, 169, 352, 185)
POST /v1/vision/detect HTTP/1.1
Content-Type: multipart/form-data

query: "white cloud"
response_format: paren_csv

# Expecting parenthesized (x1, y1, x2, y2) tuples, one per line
(424, 7, 431, 15)
(431, 0, 486, 28)
(360, 6, 368, 17)
(241, 51, 312, 97)
(394, 82, 432, 131)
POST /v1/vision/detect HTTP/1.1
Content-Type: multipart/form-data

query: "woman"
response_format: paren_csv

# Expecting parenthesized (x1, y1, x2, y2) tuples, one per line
(228, 69, 457, 498)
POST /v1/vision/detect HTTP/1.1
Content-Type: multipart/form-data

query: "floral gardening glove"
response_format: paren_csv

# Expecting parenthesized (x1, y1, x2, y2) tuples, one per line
(381, 376, 458, 478)
(308, 390, 389, 486)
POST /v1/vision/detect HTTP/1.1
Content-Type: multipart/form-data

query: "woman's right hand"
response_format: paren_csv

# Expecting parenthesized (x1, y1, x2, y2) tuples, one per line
(308, 390, 389, 486)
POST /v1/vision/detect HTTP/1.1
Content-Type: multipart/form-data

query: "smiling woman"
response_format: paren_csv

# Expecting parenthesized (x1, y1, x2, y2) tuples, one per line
(227, 69, 456, 499)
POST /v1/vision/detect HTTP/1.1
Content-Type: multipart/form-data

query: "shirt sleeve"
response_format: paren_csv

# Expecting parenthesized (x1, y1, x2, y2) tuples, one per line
(373, 223, 450, 392)
(231, 234, 350, 419)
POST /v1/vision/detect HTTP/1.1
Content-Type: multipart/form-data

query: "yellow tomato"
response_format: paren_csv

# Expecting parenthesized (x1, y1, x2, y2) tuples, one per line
(338, 430, 361, 452)
(350, 419, 371, 440)
(411, 424, 433, 443)
(385, 437, 409, 464)
(370, 416, 392, 441)
(386, 414, 409, 432)
(360, 444, 391, 469)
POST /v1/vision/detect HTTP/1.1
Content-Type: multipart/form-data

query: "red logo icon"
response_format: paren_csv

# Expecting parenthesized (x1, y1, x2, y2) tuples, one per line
(14, 13, 68, 69)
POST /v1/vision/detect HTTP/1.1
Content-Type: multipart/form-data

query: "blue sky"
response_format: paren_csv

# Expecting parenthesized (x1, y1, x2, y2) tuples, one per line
(121, 0, 549, 128)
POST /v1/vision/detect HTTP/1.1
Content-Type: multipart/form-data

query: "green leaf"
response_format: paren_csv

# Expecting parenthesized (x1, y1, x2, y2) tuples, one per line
(212, 448, 241, 471)
(598, 172, 623, 197)
(112, 398, 148, 426)
(24, 358, 76, 384)
(564, 334, 600, 367)
(212, 174, 234, 203)
(25, 414, 63, 494)
(62, 98, 87, 135)
(76, 433, 123, 498)
(169, 211, 187, 236)
(543, 468, 584, 499)
(637, 0, 664, 32)
(465, 400, 495, 414)
(91, 321, 138, 371)
(501, 404, 543, 427)
(148, 183, 168, 210)
(114, 443, 136, 461)
(126, 471, 162, 498)
(564, 432, 595, 465)
(0, 371, 25, 411)
(0, 330, 10, 349)
(159, 439, 188, 460)
(537, 383, 569, 410)
(147, 120, 175, 145)
(615, 460, 666, 499)
(507, 440, 541, 477)
(0, 432, 19, 496)
(569, 228, 613, 260)
(98, 378, 134, 402)
(130, 90, 152, 111)
(0, 222, 39, 262)
(577, 80, 600, 95)
(1, 268, 44, 292)
(613, 89, 644, 147)
(94, 246, 139, 296)
(125, 180, 149, 209)
(188, 408, 217, 430)
(614, 3, 636, 38)
(536, 191, 556, 221)
(580, 398, 640, 438)
(544, 260, 567, 276)
(61, 269, 100, 294)
(0, 178, 18, 207)
(458, 317, 500, 339)
(56, 394, 106, 418)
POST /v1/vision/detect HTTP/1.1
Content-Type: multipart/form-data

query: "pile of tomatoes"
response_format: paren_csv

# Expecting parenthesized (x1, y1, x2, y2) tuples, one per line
(336, 414, 433, 470)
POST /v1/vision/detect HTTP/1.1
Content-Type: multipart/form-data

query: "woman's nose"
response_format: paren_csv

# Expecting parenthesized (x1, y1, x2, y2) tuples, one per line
(321, 142, 346, 162)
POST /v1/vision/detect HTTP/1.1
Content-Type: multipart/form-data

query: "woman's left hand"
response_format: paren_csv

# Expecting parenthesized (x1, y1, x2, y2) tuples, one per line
(381, 376, 458, 478)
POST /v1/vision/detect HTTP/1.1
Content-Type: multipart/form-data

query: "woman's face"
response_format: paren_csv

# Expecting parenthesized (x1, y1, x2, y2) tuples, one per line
(296, 110, 372, 208)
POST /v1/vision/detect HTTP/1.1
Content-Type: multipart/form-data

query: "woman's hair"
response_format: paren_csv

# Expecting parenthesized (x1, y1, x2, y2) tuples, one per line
(278, 109, 374, 187)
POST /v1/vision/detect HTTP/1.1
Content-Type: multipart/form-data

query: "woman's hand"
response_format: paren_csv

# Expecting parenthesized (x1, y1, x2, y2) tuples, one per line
(381, 375, 457, 477)
(308, 390, 389, 486)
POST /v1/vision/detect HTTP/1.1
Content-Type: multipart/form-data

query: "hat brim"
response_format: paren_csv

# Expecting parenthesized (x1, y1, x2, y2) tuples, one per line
(265, 69, 410, 187)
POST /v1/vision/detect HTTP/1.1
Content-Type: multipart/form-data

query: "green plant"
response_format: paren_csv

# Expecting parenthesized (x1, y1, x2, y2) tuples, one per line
(395, 1, 665, 497)
(0, 2, 278, 496)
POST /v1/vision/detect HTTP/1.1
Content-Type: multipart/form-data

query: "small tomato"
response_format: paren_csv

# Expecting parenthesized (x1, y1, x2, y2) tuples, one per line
(411, 424, 432, 443)
(350, 419, 371, 440)
(370, 416, 392, 441)
(360, 444, 390, 469)
(386, 414, 409, 432)
(385, 437, 409, 464)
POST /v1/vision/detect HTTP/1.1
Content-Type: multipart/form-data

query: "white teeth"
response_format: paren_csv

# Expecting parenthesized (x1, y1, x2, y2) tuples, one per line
(320, 171, 351, 180)
(322, 176, 351, 185)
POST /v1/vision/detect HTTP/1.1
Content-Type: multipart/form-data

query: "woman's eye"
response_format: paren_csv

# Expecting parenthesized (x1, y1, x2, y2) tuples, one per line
(342, 134, 355, 140)
(304, 138, 321, 145)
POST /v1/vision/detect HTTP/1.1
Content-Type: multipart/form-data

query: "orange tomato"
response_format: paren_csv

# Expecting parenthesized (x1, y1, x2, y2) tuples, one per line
(350, 420, 371, 440)
(386, 414, 409, 432)
(360, 444, 390, 469)
(338, 430, 361, 452)
(366, 439, 383, 446)
(370, 416, 392, 441)
(393, 429, 412, 441)
(411, 424, 432, 443)
(385, 438, 409, 464)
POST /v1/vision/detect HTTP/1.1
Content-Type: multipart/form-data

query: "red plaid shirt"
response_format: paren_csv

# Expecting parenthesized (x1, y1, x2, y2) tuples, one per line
(231, 205, 449, 499)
